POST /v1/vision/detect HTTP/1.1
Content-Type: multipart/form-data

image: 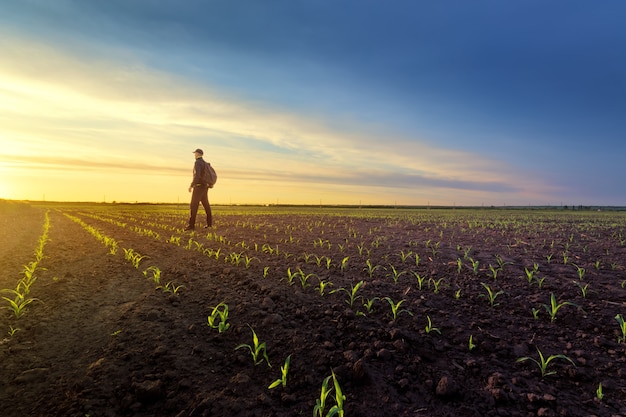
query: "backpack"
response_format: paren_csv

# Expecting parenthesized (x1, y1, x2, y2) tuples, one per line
(202, 161, 217, 188)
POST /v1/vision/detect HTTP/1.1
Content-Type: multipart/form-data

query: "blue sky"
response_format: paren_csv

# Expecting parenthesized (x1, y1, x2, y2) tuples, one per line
(1, 1, 625, 205)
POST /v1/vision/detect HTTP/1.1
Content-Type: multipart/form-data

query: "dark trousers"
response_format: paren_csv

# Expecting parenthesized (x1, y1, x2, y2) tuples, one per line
(189, 185, 212, 227)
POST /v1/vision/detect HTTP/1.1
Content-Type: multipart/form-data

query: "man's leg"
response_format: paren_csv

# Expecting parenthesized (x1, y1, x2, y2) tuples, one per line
(188, 187, 202, 228)
(200, 187, 212, 227)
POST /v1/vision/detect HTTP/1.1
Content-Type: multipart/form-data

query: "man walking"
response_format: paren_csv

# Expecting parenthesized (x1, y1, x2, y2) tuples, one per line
(185, 148, 212, 230)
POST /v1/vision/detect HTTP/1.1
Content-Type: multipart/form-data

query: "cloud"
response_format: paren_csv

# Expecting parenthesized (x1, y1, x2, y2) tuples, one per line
(0, 29, 553, 204)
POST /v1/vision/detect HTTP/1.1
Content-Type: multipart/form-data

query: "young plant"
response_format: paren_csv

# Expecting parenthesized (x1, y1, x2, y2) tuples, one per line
(615, 314, 626, 343)
(542, 293, 579, 322)
(479, 282, 504, 307)
(468, 334, 476, 351)
(207, 302, 231, 333)
(235, 325, 271, 367)
(424, 315, 441, 334)
(383, 297, 413, 322)
(412, 272, 427, 290)
(268, 354, 291, 389)
(313, 370, 345, 417)
(332, 280, 364, 308)
(363, 259, 383, 278)
(316, 280, 333, 296)
(596, 382, 604, 401)
(516, 347, 575, 377)
(429, 277, 444, 294)
(387, 264, 407, 284)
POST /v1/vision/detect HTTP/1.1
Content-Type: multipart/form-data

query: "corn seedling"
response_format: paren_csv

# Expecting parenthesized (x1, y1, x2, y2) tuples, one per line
(143, 266, 161, 284)
(313, 370, 345, 417)
(263, 266, 270, 278)
(284, 267, 301, 285)
(8, 325, 20, 336)
(297, 268, 317, 289)
(361, 297, 379, 314)
(531, 307, 540, 319)
(572, 264, 586, 280)
(469, 257, 480, 275)
(424, 315, 441, 334)
(363, 259, 383, 278)
(615, 314, 626, 343)
(468, 334, 476, 351)
(575, 281, 589, 298)
(268, 354, 291, 389)
(235, 325, 271, 367)
(399, 250, 413, 263)
(456, 258, 463, 273)
(488, 264, 501, 280)
(2, 292, 39, 319)
(316, 280, 333, 296)
(384, 297, 413, 322)
(596, 382, 604, 401)
(387, 264, 407, 284)
(542, 293, 578, 322)
(412, 272, 426, 290)
(207, 302, 231, 333)
(333, 280, 364, 308)
(516, 347, 575, 377)
(479, 283, 504, 307)
(340, 257, 349, 273)
(429, 277, 444, 294)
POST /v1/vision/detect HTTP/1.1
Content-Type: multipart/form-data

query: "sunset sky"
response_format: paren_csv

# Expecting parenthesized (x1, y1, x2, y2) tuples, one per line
(1, 1, 625, 206)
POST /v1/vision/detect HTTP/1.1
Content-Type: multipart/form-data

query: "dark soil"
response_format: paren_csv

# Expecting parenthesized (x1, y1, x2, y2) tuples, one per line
(1, 201, 625, 417)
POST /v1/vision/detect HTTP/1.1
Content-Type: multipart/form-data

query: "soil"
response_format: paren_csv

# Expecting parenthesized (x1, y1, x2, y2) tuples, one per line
(1, 201, 625, 417)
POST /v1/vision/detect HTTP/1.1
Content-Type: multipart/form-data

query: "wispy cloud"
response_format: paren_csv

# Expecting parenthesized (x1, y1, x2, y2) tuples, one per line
(1, 31, 555, 204)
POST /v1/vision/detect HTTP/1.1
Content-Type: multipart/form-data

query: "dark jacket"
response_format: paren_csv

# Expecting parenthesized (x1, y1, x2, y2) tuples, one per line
(191, 157, 207, 187)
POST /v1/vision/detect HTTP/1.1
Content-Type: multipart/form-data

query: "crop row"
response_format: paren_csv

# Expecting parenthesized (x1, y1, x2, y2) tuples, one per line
(1, 211, 50, 337)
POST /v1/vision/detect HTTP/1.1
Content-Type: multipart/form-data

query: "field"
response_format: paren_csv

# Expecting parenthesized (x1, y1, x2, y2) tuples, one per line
(1, 201, 625, 417)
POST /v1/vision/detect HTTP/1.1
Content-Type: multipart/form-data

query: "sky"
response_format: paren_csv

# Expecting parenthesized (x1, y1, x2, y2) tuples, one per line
(1, 0, 625, 206)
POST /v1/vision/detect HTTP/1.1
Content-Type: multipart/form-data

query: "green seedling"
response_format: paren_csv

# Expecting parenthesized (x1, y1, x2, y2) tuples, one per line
(488, 264, 501, 280)
(363, 259, 383, 278)
(332, 280, 364, 308)
(424, 315, 441, 334)
(263, 266, 270, 278)
(456, 258, 463, 274)
(596, 382, 604, 401)
(468, 334, 476, 351)
(469, 257, 480, 275)
(516, 347, 575, 377)
(235, 325, 271, 367)
(387, 264, 407, 284)
(316, 280, 333, 296)
(573, 264, 586, 280)
(8, 325, 20, 336)
(479, 283, 504, 307)
(531, 307, 540, 319)
(575, 281, 589, 298)
(361, 297, 379, 314)
(454, 288, 461, 299)
(615, 314, 626, 343)
(340, 257, 350, 273)
(542, 293, 579, 322)
(284, 267, 301, 285)
(207, 302, 230, 333)
(412, 272, 427, 290)
(313, 370, 345, 417)
(399, 250, 413, 263)
(143, 266, 162, 284)
(268, 354, 291, 389)
(383, 297, 413, 322)
(429, 277, 444, 294)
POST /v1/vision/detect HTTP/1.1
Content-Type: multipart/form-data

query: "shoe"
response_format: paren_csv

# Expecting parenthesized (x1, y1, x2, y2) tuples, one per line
(184, 225, 195, 231)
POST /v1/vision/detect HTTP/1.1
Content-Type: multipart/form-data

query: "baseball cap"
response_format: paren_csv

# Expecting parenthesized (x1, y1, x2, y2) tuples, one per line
(193, 149, 204, 155)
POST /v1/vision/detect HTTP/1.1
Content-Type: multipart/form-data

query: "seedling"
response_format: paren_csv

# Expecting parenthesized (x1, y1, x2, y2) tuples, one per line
(479, 283, 504, 307)
(268, 354, 291, 389)
(316, 280, 333, 296)
(387, 264, 407, 284)
(313, 370, 345, 417)
(468, 334, 476, 351)
(412, 272, 427, 290)
(363, 259, 383, 278)
(615, 314, 626, 343)
(235, 325, 271, 367)
(542, 293, 579, 322)
(383, 297, 413, 322)
(8, 326, 20, 336)
(207, 302, 231, 333)
(429, 277, 444, 294)
(332, 280, 364, 308)
(573, 263, 586, 280)
(424, 315, 441, 334)
(361, 297, 379, 314)
(575, 281, 589, 298)
(596, 382, 604, 401)
(516, 347, 575, 377)
(143, 266, 162, 284)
